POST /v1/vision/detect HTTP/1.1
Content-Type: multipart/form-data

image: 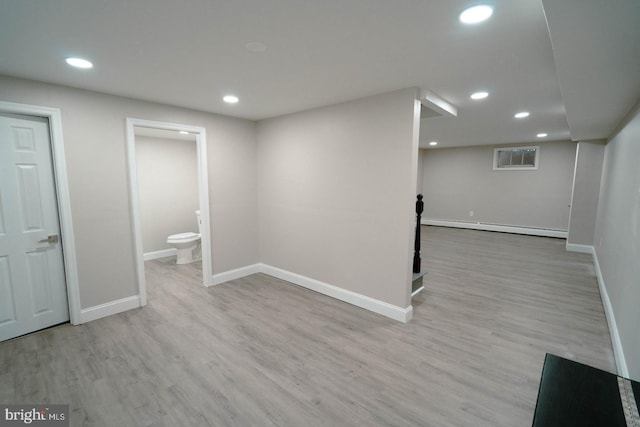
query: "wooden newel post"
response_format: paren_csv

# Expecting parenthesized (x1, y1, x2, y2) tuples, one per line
(413, 194, 424, 273)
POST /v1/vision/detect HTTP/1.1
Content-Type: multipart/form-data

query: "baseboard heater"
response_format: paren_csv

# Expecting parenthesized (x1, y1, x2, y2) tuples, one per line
(421, 219, 568, 239)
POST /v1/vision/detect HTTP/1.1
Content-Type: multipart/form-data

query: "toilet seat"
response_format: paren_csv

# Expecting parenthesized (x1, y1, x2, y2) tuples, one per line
(167, 232, 200, 244)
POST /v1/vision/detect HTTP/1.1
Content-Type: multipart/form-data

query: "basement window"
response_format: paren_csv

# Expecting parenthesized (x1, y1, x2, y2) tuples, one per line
(493, 146, 539, 170)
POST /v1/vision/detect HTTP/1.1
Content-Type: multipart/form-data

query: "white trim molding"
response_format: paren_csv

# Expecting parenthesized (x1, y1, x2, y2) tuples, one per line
(565, 243, 594, 254)
(211, 264, 261, 286)
(79, 295, 142, 324)
(592, 248, 629, 378)
(210, 263, 413, 322)
(126, 118, 212, 307)
(80, 260, 411, 323)
(260, 264, 413, 323)
(144, 248, 177, 261)
(0, 101, 82, 325)
(422, 219, 568, 238)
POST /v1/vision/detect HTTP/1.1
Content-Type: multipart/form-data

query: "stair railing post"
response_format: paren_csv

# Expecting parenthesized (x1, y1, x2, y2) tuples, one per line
(413, 194, 424, 273)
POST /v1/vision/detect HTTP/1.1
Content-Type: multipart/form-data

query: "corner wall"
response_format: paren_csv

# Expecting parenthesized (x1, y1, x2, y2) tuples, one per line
(135, 135, 199, 253)
(566, 140, 605, 248)
(593, 99, 640, 381)
(257, 88, 420, 311)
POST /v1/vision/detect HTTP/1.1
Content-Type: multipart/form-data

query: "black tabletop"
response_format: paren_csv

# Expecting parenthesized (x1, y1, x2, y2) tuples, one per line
(532, 353, 639, 427)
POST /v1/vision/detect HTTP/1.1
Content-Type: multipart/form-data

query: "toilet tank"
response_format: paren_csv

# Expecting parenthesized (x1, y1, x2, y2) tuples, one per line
(195, 210, 201, 234)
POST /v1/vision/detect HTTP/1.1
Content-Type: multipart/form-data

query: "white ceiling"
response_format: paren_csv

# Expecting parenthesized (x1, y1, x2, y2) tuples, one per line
(542, 0, 640, 142)
(0, 0, 638, 148)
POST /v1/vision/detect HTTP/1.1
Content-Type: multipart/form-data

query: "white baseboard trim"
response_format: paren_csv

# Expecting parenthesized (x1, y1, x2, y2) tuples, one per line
(143, 248, 176, 261)
(209, 263, 414, 322)
(592, 248, 629, 377)
(79, 262, 413, 324)
(421, 219, 568, 238)
(565, 243, 594, 254)
(79, 295, 142, 324)
(260, 264, 413, 323)
(211, 263, 262, 286)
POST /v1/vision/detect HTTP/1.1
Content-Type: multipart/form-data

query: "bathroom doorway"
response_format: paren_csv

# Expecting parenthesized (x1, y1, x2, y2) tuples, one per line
(126, 118, 212, 306)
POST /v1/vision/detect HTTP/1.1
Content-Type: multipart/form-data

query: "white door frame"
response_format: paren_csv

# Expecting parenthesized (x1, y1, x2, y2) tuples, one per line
(0, 100, 82, 325)
(125, 118, 212, 302)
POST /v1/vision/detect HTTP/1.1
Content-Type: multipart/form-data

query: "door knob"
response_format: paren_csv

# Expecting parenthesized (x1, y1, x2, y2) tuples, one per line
(38, 235, 59, 243)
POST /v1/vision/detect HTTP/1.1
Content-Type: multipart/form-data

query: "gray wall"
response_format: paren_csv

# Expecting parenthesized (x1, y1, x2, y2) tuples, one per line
(421, 141, 576, 230)
(257, 88, 420, 309)
(135, 135, 199, 253)
(594, 101, 640, 380)
(0, 75, 259, 308)
(567, 141, 605, 246)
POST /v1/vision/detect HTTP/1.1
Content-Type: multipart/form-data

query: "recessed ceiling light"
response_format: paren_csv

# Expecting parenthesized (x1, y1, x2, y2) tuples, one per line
(514, 111, 530, 119)
(459, 5, 494, 24)
(65, 57, 93, 69)
(429, 141, 438, 146)
(223, 95, 239, 104)
(537, 133, 548, 138)
(471, 91, 489, 100)
(179, 131, 189, 135)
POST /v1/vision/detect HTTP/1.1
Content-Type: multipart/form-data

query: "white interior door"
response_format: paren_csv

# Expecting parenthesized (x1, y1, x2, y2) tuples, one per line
(0, 113, 69, 341)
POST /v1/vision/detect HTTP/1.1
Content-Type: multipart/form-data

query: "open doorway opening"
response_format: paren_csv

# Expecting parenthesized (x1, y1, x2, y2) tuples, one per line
(125, 118, 211, 306)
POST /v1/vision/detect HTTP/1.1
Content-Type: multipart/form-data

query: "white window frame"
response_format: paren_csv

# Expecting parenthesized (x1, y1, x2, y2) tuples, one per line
(493, 146, 539, 171)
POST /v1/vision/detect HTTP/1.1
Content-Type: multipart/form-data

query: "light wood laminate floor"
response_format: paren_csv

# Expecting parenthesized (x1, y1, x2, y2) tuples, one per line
(1, 226, 615, 426)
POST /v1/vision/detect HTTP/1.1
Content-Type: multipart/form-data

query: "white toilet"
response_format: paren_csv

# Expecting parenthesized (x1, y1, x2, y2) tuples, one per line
(166, 210, 201, 264)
